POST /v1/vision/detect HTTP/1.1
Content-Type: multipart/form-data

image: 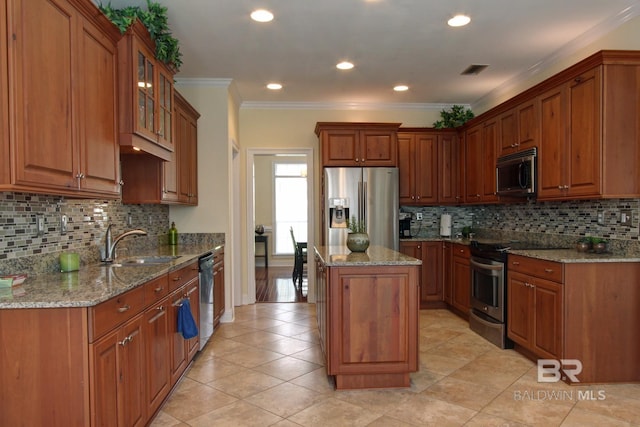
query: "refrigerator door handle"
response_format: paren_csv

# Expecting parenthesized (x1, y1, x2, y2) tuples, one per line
(357, 181, 363, 221)
(362, 181, 367, 224)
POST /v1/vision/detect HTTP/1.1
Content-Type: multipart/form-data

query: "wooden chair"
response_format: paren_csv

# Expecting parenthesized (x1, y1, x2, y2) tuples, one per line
(290, 227, 307, 287)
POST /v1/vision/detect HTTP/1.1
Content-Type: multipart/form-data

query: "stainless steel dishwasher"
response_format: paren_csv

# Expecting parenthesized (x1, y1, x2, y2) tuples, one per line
(198, 252, 214, 350)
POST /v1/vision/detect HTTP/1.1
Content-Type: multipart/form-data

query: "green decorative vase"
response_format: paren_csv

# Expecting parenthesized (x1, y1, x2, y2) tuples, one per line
(346, 233, 370, 252)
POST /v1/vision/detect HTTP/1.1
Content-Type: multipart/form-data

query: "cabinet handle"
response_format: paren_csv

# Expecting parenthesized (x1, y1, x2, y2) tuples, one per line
(173, 300, 184, 307)
(119, 180, 125, 186)
(154, 286, 164, 293)
(156, 305, 165, 311)
(512, 261, 520, 266)
(355, 158, 359, 162)
(186, 286, 198, 296)
(75, 172, 85, 179)
(476, 194, 480, 198)
(563, 185, 569, 189)
(127, 333, 135, 343)
(118, 304, 130, 313)
(416, 196, 420, 200)
(173, 276, 182, 281)
(118, 337, 130, 346)
(574, 77, 583, 83)
(544, 268, 554, 273)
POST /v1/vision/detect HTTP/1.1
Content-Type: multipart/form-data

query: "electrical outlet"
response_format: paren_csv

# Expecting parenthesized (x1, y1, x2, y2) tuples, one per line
(620, 210, 633, 226)
(597, 210, 605, 225)
(415, 212, 423, 220)
(60, 214, 68, 235)
(36, 214, 45, 236)
(127, 214, 133, 227)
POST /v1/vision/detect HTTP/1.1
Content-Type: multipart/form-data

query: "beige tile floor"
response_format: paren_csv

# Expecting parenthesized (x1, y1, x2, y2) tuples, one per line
(151, 304, 640, 426)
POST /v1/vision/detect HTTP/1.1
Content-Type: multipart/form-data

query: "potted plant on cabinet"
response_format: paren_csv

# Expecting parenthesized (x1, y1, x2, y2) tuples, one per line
(346, 216, 369, 252)
(589, 237, 608, 254)
(99, 0, 183, 70)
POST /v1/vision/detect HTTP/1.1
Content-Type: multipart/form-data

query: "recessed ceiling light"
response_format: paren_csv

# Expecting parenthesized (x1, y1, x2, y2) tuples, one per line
(448, 14, 471, 27)
(336, 61, 354, 70)
(266, 83, 282, 90)
(251, 9, 274, 23)
(394, 85, 409, 92)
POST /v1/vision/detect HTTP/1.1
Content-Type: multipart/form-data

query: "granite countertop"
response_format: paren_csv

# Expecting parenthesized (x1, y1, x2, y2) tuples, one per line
(0, 243, 222, 309)
(315, 245, 422, 267)
(401, 237, 640, 263)
(507, 249, 640, 263)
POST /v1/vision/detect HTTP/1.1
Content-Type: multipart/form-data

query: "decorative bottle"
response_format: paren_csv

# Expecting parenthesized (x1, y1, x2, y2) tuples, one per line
(168, 222, 178, 245)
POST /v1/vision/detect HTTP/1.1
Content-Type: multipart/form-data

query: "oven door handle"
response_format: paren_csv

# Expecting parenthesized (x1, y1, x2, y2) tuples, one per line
(470, 259, 504, 271)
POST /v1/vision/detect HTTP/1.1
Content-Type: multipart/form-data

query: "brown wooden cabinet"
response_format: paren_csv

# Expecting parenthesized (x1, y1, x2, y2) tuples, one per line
(315, 122, 400, 167)
(2, 0, 121, 198)
(213, 247, 225, 328)
(143, 295, 171, 418)
(507, 255, 563, 360)
(464, 119, 498, 204)
(121, 91, 200, 205)
(442, 241, 453, 304)
(175, 91, 200, 205)
(318, 263, 419, 389)
(169, 271, 200, 385)
(398, 129, 461, 206)
(399, 240, 443, 308)
(450, 243, 470, 318)
(538, 67, 601, 199)
(117, 20, 175, 161)
(438, 131, 464, 204)
(91, 314, 146, 427)
(498, 99, 538, 156)
(398, 132, 437, 204)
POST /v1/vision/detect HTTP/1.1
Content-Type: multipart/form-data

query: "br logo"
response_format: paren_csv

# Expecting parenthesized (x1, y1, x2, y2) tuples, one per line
(537, 359, 583, 383)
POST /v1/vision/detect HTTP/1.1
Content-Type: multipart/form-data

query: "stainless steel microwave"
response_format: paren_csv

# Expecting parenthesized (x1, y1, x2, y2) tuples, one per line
(495, 148, 537, 197)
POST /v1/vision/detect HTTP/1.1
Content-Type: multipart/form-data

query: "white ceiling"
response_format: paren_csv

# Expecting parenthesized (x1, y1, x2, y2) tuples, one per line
(101, 0, 640, 107)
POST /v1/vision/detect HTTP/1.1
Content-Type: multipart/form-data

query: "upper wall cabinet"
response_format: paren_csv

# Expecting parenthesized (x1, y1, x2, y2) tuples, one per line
(537, 53, 640, 200)
(398, 128, 461, 206)
(121, 90, 199, 205)
(1, 0, 122, 198)
(118, 20, 174, 161)
(464, 120, 498, 204)
(315, 122, 401, 167)
(498, 99, 538, 157)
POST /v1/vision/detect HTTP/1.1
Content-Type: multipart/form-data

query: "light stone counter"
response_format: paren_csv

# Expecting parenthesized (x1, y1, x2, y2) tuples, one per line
(0, 243, 222, 309)
(315, 245, 421, 267)
(507, 248, 640, 263)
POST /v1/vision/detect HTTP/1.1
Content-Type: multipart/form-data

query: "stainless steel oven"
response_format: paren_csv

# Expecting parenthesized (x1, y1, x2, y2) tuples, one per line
(470, 256, 505, 322)
(469, 242, 513, 349)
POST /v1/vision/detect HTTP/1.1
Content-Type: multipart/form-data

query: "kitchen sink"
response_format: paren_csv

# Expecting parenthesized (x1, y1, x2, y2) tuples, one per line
(110, 255, 180, 266)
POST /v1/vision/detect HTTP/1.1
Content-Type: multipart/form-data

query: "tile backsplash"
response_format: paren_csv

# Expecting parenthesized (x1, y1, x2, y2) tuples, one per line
(0, 192, 169, 275)
(401, 198, 640, 253)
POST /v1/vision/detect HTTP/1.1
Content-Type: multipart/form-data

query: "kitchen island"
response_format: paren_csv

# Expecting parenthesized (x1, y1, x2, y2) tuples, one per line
(314, 245, 421, 390)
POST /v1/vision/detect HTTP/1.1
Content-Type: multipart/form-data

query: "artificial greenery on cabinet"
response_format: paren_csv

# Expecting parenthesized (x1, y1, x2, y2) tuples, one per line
(433, 105, 474, 128)
(99, 0, 183, 70)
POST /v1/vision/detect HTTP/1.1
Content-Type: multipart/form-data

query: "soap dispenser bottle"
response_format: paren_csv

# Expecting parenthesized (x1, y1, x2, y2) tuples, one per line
(168, 222, 178, 245)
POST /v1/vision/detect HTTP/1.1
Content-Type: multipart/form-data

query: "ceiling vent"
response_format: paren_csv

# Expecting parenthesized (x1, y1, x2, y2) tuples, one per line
(461, 64, 488, 75)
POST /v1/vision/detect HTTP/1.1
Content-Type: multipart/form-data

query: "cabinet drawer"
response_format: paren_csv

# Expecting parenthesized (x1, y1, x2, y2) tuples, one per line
(89, 285, 145, 342)
(168, 261, 199, 292)
(144, 274, 169, 305)
(508, 254, 563, 283)
(452, 244, 470, 258)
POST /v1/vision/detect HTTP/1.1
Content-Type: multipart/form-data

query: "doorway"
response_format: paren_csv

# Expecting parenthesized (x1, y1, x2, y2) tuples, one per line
(246, 148, 314, 304)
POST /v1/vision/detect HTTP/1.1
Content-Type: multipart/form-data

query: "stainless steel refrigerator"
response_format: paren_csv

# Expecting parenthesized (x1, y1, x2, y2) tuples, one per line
(324, 167, 398, 251)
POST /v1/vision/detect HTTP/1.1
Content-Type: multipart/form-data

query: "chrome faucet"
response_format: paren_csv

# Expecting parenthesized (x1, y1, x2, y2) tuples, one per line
(102, 224, 147, 262)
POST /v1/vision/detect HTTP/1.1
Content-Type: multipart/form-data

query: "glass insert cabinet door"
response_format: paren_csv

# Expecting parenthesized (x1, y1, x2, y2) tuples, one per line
(137, 50, 155, 136)
(158, 70, 173, 146)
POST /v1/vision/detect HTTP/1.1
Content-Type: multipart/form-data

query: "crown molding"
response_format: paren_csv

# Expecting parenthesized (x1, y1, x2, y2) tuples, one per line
(239, 101, 469, 111)
(473, 3, 640, 110)
(174, 78, 233, 87)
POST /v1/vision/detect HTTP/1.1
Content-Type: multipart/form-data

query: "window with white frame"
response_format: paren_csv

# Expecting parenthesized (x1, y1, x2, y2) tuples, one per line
(273, 162, 307, 255)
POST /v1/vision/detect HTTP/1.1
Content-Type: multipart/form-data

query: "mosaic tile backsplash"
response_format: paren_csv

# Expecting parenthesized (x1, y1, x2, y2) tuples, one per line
(401, 198, 640, 254)
(0, 192, 170, 275)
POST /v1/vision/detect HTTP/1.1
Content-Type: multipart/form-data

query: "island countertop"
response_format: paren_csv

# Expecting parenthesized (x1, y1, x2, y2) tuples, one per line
(0, 243, 222, 310)
(314, 245, 422, 267)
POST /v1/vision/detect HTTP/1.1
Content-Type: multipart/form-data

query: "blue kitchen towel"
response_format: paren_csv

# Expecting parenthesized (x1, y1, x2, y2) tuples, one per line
(177, 298, 198, 339)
